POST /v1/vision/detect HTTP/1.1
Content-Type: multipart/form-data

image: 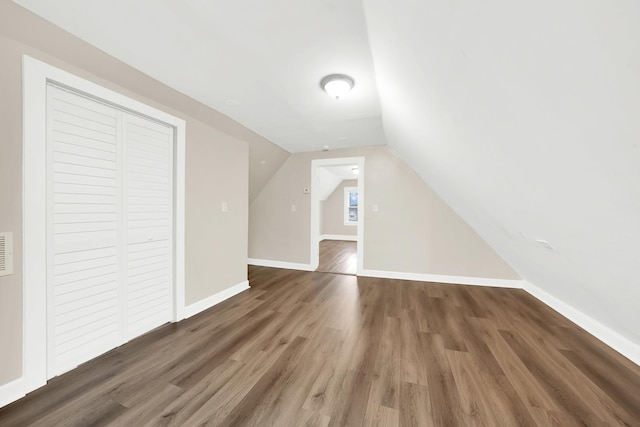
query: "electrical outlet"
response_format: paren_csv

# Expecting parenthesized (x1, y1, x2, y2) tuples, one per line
(222, 202, 228, 212)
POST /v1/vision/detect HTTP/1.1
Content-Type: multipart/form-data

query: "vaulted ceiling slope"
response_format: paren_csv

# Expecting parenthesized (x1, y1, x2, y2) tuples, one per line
(13, 0, 385, 153)
(363, 0, 640, 349)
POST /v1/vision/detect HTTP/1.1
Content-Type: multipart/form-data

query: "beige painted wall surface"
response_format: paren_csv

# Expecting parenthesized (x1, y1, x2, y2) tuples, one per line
(321, 180, 358, 237)
(0, 2, 257, 386)
(249, 152, 311, 264)
(185, 121, 248, 305)
(249, 146, 519, 279)
(249, 140, 290, 203)
(0, 37, 25, 387)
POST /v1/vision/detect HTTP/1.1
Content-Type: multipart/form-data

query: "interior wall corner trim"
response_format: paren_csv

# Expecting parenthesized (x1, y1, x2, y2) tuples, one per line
(359, 269, 524, 289)
(248, 258, 314, 272)
(319, 234, 357, 242)
(523, 281, 640, 366)
(184, 280, 250, 319)
(0, 377, 25, 409)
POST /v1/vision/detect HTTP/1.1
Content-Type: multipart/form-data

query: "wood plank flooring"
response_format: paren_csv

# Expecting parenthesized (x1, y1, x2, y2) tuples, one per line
(1, 266, 639, 426)
(317, 240, 357, 275)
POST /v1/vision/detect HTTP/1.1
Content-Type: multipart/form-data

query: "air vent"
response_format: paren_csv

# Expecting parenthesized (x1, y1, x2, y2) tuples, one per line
(0, 232, 14, 277)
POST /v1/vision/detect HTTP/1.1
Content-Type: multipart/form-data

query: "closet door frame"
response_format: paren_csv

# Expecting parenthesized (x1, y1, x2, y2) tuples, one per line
(23, 55, 186, 394)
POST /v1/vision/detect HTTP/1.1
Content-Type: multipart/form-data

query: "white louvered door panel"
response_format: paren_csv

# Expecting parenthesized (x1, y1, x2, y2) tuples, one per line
(46, 85, 175, 378)
(124, 113, 173, 340)
(47, 86, 122, 376)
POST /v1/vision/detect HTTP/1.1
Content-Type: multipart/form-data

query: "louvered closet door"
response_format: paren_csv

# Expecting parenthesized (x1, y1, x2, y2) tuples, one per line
(47, 85, 122, 376)
(47, 85, 174, 376)
(124, 113, 173, 340)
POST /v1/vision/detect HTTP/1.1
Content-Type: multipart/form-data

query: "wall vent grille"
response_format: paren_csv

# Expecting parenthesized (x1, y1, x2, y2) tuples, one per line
(0, 232, 13, 276)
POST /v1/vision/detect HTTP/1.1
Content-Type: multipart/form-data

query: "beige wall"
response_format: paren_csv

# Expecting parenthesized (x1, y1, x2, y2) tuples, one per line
(321, 180, 358, 237)
(0, 2, 264, 386)
(184, 121, 248, 305)
(0, 36, 25, 387)
(249, 150, 311, 264)
(250, 146, 519, 279)
(249, 139, 290, 203)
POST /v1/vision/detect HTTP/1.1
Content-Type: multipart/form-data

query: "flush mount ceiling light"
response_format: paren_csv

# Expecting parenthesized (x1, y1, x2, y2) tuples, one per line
(320, 74, 355, 100)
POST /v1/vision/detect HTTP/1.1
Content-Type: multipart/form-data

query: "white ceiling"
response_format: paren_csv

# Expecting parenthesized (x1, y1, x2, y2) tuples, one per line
(14, 0, 386, 153)
(317, 165, 359, 201)
(322, 165, 360, 182)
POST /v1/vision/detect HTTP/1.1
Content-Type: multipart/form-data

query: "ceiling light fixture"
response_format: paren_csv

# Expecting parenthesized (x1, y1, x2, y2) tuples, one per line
(320, 74, 355, 100)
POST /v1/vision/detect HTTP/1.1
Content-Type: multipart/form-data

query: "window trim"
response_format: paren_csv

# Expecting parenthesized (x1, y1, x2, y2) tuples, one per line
(344, 186, 359, 226)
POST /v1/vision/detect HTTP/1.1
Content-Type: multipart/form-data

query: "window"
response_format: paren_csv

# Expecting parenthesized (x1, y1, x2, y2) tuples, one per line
(344, 186, 358, 225)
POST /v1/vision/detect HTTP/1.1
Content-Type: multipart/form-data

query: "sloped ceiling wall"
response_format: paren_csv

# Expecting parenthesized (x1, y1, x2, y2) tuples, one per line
(317, 168, 344, 202)
(363, 0, 640, 346)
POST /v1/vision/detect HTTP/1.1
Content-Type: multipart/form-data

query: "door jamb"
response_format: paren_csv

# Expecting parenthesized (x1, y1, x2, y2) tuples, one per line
(310, 157, 365, 273)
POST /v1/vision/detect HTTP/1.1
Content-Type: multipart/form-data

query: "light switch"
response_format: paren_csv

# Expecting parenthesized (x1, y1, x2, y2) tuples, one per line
(291, 205, 296, 212)
(373, 204, 379, 213)
(222, 202, 228, 212)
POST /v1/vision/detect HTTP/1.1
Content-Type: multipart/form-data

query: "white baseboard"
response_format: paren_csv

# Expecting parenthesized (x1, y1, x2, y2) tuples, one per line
(319, 234, 357, 242)
(523, 281, 640, 366)
(359, 269, 523, 288)
(0, 377, 25, 408)
(184, 280, 250, 319)
(248, 258, 314, 271)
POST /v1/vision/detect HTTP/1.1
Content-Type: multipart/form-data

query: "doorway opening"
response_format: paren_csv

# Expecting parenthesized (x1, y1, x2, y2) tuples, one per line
(310, 157, 364, 275)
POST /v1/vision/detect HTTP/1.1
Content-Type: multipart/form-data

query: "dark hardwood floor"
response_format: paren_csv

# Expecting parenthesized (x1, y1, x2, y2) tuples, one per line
(316, 240, 357, 275)
(1, 266, 639, 426)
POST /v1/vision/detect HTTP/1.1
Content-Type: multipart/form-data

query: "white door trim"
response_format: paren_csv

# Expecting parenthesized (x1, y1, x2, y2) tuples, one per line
(22, 55, 186, 394)
(310, 157, 365, 273)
